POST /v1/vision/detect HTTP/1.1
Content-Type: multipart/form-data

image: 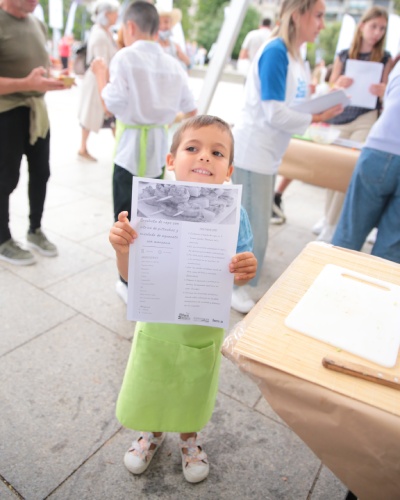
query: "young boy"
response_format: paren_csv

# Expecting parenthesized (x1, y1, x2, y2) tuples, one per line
(91, 1, 196, 301)
(109, 115, 257, 484)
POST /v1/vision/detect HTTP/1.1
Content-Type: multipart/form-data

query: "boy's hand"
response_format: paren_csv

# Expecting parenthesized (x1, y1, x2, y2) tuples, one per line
(229, 251, 257, 285)
(109, 211, 137, 253)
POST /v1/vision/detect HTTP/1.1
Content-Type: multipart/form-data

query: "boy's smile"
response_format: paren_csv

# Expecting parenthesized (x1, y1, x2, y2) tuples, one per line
(166, 125, 234, 184)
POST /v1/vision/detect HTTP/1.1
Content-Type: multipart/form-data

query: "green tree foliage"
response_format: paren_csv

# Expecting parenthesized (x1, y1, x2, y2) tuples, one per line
(36, 0, 92, 40)
(174, 0, 193, 38)
(194, 1, 261, 60)
(307, 22, 341, 68)
(232, 7, 261, 60)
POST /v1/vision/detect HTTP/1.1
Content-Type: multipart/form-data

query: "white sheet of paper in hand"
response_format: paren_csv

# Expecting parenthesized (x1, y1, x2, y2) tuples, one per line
(344, 59, 384, 109)
(290, 89, 350, 114)
(127, 178, 242, 329)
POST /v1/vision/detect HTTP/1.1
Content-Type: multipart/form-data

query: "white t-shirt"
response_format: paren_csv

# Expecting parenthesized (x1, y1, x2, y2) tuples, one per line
(241, 27, 271, 62)
(102, 40, 196, 177)
(233, 38, 312, 175)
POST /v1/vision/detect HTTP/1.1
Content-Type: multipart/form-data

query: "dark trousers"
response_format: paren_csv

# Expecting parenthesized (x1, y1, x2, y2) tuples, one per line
(0, 107, 50, 244)
(113, 164, 163, 284)
(113, 163, 163, 222)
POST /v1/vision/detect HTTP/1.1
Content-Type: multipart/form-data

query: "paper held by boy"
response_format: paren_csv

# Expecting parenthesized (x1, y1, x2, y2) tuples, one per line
(127, 178, 242, 329)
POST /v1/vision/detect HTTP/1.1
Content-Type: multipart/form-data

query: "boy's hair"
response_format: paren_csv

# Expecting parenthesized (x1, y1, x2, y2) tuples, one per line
(349, 6, 388, 62)
(270, 0, 320, 58)
(170, 115, 234, 165)
(123, 1, 159, 36)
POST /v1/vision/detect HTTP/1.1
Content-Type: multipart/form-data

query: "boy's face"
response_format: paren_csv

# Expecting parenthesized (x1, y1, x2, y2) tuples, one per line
(166, 125, 234, 185)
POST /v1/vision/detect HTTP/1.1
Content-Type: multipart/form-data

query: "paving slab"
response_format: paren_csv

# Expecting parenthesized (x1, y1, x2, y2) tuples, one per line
(312, 466, 348, 499)
(0, 315, 128, 500)
(0, 270, 75, 356)
(46, 260, 133, 339)
(48, 392, 322, 500)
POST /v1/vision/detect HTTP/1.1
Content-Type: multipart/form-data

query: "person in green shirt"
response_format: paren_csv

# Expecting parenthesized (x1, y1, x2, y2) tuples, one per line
(0, 0, 66, 266)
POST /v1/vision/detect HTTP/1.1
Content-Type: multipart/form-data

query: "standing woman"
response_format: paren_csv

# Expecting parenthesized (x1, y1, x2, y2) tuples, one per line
(316, 6, 392, 242)
(231, 0, 343, 313)
(77, 0, 119, 162)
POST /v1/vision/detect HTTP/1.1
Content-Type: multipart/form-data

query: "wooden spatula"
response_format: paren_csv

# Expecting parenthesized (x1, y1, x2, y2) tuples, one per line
(322, 356, 400, 391)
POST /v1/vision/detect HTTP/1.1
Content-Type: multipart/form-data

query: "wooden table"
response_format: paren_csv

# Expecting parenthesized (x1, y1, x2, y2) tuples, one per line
(278, 138, 360, 193)
(223, 242, 400, 499)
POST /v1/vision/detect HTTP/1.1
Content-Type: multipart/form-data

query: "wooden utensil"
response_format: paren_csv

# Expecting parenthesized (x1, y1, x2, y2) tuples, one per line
(322, 356, 400, 391)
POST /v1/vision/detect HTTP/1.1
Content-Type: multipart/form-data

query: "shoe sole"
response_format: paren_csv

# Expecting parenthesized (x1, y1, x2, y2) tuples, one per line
(271, 204, 286, 225)
(181, 456, 210, 483)
(0, 253, 36, 266)
(270, 218, 285, 225)
(27, 241, 58, 257)
(124, 434, 165, 475)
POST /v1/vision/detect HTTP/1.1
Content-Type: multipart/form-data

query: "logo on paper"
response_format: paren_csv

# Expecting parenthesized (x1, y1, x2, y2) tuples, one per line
(178, 313, 190, 320)
(194, 317, 210, 324)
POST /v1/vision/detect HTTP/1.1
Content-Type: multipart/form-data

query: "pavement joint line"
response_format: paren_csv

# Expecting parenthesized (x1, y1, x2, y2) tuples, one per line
(0, 474, 24, 499)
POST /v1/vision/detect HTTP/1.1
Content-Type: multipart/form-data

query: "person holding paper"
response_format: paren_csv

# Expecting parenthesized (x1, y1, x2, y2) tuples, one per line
(231, 0, 343, 312)
(314, 6, 392, 243)
(109, 115, 257, 484)
(332, 60, 400, 263)
(91, 1, 196, 303)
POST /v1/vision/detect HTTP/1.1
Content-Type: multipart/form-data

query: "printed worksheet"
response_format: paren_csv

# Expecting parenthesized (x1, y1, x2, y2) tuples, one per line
(127, 178, 242, 328)
(344, 60, 384, 109)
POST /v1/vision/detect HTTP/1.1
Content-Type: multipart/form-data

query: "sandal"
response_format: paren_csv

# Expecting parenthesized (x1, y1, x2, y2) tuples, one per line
(180, 434, 209, 483)
(124, 432, 165, 474)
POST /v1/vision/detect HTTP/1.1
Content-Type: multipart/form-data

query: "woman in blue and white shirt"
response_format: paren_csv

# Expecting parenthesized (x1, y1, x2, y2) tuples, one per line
(231, 0, 342, 313)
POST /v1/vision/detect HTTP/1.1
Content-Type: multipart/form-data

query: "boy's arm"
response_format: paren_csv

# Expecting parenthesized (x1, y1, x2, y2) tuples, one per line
(109, 211, 137, 281)
(229, 252, 257, 286)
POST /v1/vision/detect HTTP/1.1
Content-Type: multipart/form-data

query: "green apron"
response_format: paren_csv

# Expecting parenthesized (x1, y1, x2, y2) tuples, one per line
(116, 322, 225, 433)
(114, 119, 168, 177)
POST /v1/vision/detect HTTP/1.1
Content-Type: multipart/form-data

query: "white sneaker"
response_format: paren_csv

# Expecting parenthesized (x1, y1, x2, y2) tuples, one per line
(311, 217, 326, 236)
(366, 227, 378, 245)
(231, 286, 255, 314)
(180, 436, 209, 484)
(115, 280, 128, 304)
(124, 432, 165, 475)
(316, 224, 336, 243)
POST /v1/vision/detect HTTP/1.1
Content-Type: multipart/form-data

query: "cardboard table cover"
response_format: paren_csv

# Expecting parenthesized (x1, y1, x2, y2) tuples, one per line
(278, 138, 360, 193)
(222, 242, 400, 499)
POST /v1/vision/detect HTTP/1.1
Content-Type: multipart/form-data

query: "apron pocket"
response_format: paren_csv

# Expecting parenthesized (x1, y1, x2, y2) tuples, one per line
(133, 330, 180, 384)
(176, 341, 215, 383)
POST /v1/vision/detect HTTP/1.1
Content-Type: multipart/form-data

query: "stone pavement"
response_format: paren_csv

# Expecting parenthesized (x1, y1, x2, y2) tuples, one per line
(0, 80, 353, 499)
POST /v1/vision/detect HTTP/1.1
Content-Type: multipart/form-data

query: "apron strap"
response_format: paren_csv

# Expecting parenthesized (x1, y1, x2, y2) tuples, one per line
(115, 120, 168, 177)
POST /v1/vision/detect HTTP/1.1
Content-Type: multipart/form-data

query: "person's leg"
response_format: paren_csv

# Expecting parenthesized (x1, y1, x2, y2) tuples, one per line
(25, 129, 58, 257)
(317, 190, 346, 242)
(113, 164, 134, 222)
(332, 148, 389, 251)
(26, 131, 50, 232)
(272, 176, 291, 224)
(0, 107, 37, 264)
(78, 126, 97, 161)
(179, 431, 209, 483)
(0, 108, 26, 244)
(370, 152, 400, 263)
(232, 167, 274, 287)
